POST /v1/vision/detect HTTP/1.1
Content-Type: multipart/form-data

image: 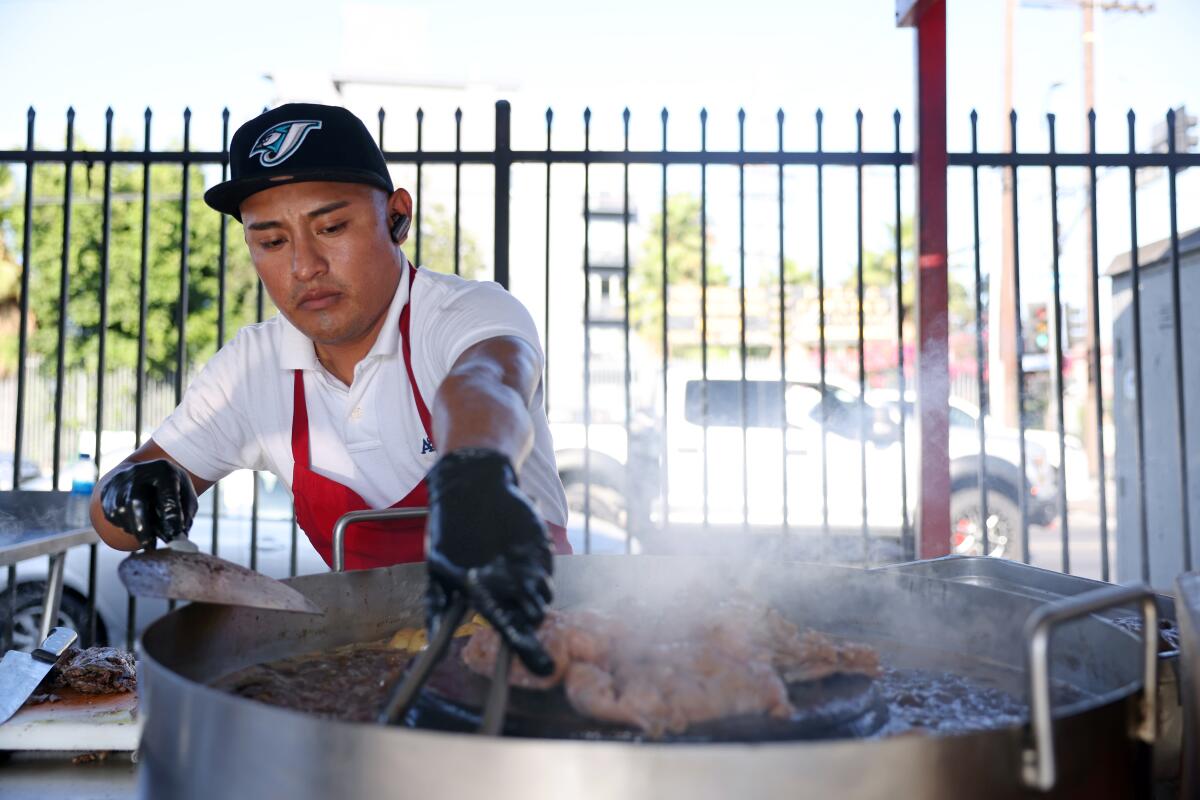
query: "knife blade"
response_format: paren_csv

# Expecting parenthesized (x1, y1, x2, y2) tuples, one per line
(0, 627, 78, 725)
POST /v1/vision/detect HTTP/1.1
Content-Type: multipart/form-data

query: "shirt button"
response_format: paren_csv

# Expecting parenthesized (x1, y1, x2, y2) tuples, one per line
(351, 406, 364, 421)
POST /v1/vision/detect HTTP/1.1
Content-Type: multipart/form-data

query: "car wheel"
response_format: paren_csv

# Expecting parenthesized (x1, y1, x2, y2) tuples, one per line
(6, 583, 108, 651)
(561, 475, 627, 530)
(949, 489, 1024, 561)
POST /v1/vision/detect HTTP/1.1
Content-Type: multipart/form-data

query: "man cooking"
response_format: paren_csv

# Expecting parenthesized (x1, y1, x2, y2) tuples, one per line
(88, 103, 567, 676)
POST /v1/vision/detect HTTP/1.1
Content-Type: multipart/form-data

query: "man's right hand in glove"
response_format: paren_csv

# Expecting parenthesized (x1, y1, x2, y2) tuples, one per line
(89, 442, 211, 551)
(424, 448, 555, 677)
(428, 335, 560, 676)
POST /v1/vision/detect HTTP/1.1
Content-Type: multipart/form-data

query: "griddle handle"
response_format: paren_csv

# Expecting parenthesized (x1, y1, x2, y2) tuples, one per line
(331, 507, 428, 572)
(378, 596, 469, 725)
(1021, 583, 1158, 791)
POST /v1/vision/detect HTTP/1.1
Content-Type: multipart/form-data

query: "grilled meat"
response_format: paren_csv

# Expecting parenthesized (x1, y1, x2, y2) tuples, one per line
(461, 597, 880, 736)
(217, 642, 411, 722)
(461, 608, 621, 690)
(52, 647, 137, 694)
(564, 642, 794, 736)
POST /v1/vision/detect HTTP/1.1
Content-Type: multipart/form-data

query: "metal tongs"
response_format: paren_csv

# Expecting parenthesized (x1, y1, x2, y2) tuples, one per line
(331, 508, 513, 735)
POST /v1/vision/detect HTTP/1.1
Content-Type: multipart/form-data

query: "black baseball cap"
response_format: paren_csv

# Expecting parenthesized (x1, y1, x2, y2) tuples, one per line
(204, 103, 394, 222)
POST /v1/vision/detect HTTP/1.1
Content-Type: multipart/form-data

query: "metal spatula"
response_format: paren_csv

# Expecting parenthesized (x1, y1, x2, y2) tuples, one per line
(119, 538, 323, 615)
(0, 627, 78, 725)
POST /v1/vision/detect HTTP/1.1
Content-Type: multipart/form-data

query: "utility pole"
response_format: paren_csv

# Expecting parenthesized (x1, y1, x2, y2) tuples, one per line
(997, 0, 1155, 458)
(993, 0, 1018, 429)
(1081, 0, 1099, 476)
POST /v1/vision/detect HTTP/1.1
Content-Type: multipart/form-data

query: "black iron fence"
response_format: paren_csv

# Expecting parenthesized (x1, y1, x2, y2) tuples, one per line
(1, 100, 1197, 651)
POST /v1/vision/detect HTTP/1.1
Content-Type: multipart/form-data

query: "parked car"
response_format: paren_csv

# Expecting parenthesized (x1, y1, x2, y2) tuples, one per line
(0, 452, 47, 491)
(551, 378, 1058, 562)
(867, 390, 1059, 558)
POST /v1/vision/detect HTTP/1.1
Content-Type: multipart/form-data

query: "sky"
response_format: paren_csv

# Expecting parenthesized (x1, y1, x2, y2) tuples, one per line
(1, 0, 1197, 334)
(2, 0, 1195, 148)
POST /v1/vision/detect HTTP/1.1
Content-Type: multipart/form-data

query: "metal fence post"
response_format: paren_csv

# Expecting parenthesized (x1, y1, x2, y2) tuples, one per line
(904, 0, 951, 559)
(494, 100, 512, 289)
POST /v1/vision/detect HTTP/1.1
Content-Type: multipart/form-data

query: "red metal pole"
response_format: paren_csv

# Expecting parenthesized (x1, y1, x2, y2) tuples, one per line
(914, 0, 951, 559)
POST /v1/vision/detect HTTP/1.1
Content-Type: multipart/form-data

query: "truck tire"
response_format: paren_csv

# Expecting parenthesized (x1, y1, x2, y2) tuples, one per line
(560, 472, 627, 530)
(6, 583, 107, 651)
(949, 489, 1024, 562)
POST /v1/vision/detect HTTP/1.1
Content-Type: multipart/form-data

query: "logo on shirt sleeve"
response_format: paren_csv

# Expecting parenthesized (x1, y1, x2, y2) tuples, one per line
(421, 437, 436, 455)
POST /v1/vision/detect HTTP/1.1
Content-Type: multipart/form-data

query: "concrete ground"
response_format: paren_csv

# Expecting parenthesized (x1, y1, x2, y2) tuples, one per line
(0, 751, 137, 799)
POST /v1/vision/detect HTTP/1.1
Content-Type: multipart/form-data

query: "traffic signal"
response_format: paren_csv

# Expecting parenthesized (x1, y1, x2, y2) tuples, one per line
(1030, 304, 1050, 353)
(1173, 107, 1199, 153)
(1154, 107, 1198, 155)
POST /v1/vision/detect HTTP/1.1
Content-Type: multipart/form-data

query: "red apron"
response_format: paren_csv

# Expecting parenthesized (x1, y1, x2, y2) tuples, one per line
(291, 265, 571, 571)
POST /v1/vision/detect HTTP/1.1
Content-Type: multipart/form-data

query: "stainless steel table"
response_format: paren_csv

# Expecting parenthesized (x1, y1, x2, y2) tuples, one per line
(0, 492, 98, 648)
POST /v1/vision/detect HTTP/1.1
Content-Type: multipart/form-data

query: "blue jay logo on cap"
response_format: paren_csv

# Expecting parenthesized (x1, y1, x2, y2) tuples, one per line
(248, 120, 323, 167)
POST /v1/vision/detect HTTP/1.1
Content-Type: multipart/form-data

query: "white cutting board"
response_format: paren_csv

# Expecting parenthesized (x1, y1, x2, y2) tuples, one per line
(0, 688, 140, 751)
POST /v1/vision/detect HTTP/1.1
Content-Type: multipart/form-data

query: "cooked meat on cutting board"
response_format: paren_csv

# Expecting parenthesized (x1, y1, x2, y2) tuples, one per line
(461, 596, 880, 736)
(51, 647, 137, 694)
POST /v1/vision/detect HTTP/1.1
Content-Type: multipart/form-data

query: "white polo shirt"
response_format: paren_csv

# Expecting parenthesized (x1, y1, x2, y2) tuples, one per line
(153, 256, 568, 527)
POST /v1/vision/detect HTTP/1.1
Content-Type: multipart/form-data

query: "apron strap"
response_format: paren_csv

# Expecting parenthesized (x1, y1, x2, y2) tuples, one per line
(290, 369, 311, 469)
(399, 265, 435, 444)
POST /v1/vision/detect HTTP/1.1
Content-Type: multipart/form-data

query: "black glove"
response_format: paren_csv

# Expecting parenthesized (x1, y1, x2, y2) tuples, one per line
(425, 448, 555, 676)
(99, 459, 198, 548)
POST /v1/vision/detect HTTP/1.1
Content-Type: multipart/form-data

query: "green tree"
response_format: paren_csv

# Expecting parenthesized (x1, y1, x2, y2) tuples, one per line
(851, 216, 971, 328)
(413, 202, 487, 280)
(631, 193, 729, 355)
(0, 152, 263, 379)
(759, 257, 811, 287)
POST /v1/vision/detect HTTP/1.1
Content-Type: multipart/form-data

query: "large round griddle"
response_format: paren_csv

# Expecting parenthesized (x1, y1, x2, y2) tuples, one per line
(138, 556, 1154, 800)
(410, 639, 887, 741)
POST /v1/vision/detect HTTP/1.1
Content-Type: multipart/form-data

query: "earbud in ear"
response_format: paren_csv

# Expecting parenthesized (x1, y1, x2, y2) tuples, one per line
(390, 214, 411, 243)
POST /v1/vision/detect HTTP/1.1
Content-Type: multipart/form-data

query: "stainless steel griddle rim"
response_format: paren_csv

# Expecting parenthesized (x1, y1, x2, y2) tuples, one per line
(878, 556, 1180, 659)
(1021, 583, 1158, 792)
(331, 507, 512, 736)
